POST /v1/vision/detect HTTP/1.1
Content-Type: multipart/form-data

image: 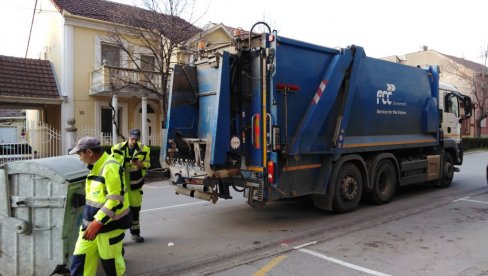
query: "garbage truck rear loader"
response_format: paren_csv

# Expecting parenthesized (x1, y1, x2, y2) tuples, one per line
(163, 22, 472, 212)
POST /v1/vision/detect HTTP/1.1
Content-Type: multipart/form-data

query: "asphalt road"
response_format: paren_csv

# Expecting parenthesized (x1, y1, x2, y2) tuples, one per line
(123, 151, 488, 276)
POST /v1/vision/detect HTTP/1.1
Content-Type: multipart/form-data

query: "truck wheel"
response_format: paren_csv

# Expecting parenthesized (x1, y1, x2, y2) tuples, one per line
(333, 163, 363, 213)
(370, 159, 397, 204)
(437, 152, 454, 188)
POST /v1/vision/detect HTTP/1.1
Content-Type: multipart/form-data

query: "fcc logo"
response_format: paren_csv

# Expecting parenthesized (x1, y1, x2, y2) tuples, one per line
(377, 83, 396, 105)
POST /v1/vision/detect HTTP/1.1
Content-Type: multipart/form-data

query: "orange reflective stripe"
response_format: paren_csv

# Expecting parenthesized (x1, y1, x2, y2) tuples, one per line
(254, 114, 260, 149)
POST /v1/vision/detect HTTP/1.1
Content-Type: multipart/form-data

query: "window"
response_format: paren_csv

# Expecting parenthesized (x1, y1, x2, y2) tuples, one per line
(96, 101, 128, 140)
(101, 44, 121, 67)
(101, 107, 122, 134)
(444, 94, 459, 117)
(140, 54, 155, 71)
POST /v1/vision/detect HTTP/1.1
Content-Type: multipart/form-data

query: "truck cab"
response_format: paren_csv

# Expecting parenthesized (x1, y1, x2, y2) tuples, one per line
(439, 83, 472, 143)
(438, 83, 472, 164)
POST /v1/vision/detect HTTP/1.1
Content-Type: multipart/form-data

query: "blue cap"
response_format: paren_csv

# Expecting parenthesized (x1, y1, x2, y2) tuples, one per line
(129, 128, 141, 139)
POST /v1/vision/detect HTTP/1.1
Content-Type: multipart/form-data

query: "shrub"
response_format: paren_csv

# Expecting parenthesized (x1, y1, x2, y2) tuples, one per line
(462, 138, 488, 151)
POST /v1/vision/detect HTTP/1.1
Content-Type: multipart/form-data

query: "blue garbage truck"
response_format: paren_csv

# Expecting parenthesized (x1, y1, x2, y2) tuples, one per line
(163, 22, 472, 212)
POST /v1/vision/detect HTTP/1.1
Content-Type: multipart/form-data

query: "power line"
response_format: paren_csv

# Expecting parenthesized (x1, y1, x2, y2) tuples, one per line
(25, 0, 38, 58)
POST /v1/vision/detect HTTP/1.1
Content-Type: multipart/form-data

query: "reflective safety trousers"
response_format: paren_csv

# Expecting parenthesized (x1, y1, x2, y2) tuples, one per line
(71, 229, 126, 276)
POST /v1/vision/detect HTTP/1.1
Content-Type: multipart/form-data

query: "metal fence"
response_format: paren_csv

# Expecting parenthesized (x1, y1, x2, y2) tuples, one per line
(0, 120, 61, 165)
(0, 122, 162, 166)
(77, 126, 161, 146)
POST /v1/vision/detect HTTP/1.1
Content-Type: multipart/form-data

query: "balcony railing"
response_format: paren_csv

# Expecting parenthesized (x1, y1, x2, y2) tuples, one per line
(90, 65, 163, 95)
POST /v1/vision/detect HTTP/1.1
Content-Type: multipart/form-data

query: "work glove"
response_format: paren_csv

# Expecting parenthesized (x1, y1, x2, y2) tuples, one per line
(83, 220, 103, 240)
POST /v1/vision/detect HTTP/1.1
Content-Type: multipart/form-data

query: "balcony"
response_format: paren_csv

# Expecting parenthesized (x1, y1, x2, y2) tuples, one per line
(90, 65, 163, 97)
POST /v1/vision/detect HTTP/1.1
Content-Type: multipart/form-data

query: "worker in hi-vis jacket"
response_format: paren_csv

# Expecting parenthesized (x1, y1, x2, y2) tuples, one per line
(111, 128, 151, 243)
(69, 136, 131, 275)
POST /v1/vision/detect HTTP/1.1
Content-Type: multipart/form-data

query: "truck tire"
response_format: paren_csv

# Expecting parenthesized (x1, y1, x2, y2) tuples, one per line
(436, 152, 454, 188)
(333, 163, 363, 213)
(369, 159, 397, 204)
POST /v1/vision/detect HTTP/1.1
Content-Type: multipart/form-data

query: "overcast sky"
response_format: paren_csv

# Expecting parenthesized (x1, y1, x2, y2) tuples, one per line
(1, 0, 486, 63)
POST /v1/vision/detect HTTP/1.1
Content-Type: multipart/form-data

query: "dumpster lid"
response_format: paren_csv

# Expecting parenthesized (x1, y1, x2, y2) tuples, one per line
(2, 155, 89, 183)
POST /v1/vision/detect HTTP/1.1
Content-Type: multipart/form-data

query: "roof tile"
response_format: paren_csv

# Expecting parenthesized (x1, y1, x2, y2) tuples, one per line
(0, 55, 59, 99)
(441, 53, 487, 73)
(51, 0, 200, 42)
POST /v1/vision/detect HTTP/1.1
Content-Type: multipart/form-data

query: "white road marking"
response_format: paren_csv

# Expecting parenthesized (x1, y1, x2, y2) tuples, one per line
(452, 196, 470, 202)
(144, 185, 174, 189)
(453, 197, 488, 204)
(141, 201, 206, 213)
(298, 248, 391, 276)
(293, 241, 318, 250)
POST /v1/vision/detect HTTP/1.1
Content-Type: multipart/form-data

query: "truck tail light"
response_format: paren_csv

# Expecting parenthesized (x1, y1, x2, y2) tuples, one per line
(267, 160, 275, 184)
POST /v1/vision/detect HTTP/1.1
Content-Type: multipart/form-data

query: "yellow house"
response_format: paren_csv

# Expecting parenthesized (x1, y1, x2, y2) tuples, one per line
(28, 0, 199, 153)
(383, 48, 488, 137)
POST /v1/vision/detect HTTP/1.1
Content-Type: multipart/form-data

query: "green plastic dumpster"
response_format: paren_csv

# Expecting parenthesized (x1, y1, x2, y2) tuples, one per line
(0, 155, 88, 276)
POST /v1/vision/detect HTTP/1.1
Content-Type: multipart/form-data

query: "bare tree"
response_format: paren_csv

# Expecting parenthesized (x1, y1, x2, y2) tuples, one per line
(443, 46, 488, 137)
(105, 0, 201, 136)
(472, 48, 488, 137)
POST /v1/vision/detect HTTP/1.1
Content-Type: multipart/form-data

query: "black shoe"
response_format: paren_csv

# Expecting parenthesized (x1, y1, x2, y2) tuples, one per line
(131, 234, 144, 243)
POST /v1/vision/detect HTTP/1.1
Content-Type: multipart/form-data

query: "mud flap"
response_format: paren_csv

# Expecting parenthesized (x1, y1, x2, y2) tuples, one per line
(245, 181, 265, 208)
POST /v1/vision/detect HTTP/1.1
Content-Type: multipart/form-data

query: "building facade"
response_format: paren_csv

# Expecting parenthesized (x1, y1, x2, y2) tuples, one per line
(28, 0, 198, 152)
(383, 49, 488, 137)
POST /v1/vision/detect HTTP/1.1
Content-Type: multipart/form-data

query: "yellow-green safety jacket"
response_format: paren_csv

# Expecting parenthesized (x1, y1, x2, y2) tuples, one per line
(111, 141, 151, 189)
(82, 152, 131, 232)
